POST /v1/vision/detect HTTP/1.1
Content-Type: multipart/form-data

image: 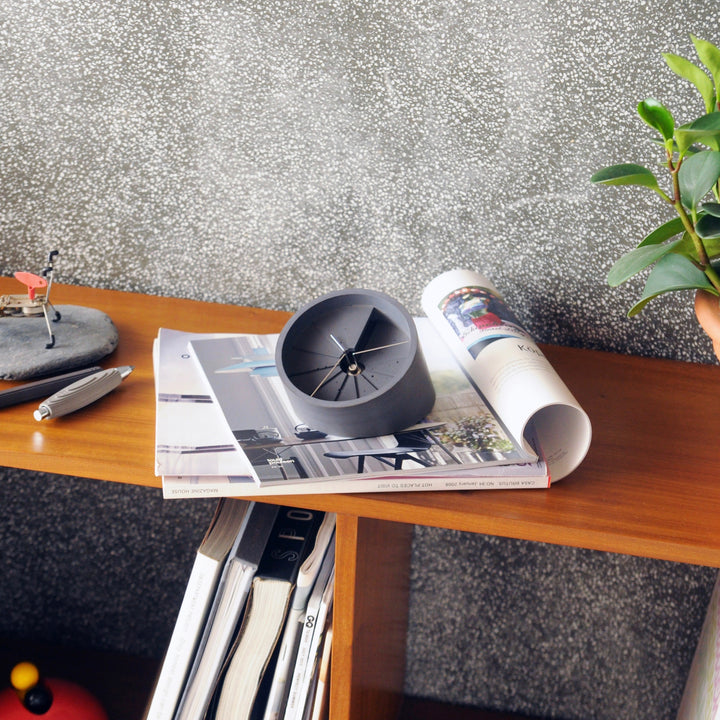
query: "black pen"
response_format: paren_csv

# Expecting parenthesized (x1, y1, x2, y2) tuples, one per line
(0, 366, 103, 409)
(34, 366, 134, 421)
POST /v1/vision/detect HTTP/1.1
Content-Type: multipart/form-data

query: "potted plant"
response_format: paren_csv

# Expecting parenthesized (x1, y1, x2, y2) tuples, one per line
(591, 34, 720, 360)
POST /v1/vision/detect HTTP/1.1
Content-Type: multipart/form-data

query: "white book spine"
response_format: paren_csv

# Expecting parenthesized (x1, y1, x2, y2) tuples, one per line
(145, 553, 219, 720)
(282, 546, 335, 720)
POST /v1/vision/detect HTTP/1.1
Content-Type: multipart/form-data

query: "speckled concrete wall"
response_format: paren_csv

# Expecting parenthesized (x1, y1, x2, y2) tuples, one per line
(3, 0, 720, 362)
(2, 2, 719, 719)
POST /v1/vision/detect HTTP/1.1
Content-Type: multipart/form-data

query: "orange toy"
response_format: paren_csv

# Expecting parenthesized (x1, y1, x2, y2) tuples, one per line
(0, 662, 108, 719)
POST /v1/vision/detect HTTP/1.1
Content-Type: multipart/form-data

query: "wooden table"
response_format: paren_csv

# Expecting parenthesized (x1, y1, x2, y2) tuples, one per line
(3, 279, 720, 720)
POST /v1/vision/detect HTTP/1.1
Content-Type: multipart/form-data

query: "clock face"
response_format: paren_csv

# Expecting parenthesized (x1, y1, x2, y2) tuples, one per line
(282, 303, 411, 402)
(275, 289, 435, 437)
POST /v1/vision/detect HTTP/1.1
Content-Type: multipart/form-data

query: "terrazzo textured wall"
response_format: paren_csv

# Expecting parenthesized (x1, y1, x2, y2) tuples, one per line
(2, 0, 720, 363)
(2, 2, 719, 719)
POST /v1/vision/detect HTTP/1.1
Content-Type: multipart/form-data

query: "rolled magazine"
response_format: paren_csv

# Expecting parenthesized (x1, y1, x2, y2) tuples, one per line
(421, 268, 591, 482)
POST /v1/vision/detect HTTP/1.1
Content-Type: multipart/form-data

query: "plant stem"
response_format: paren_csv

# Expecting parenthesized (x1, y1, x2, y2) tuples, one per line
(668, 155, 713, 268)
(705, 264, 720, 294)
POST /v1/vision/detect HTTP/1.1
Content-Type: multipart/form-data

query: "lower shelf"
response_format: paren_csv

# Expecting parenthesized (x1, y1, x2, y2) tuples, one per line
(0, 639, 542, 720)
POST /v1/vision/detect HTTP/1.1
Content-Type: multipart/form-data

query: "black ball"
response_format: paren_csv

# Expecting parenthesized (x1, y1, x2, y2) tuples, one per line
(23, 685, 53, 715)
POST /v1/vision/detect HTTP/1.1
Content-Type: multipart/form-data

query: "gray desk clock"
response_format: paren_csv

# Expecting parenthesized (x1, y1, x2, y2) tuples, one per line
(275, 288, 435, 438)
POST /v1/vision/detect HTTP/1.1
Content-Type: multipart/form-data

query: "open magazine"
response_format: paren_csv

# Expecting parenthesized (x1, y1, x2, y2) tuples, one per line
(157, 269, 591, 497)
(422, 269, 591, 482)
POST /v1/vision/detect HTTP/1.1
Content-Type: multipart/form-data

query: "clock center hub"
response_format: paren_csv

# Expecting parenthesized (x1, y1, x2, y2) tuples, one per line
(341, 351, 363, 376)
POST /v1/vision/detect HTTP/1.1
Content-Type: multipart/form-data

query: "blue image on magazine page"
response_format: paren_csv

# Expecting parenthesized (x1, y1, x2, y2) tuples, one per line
(438, 285, 533, 358)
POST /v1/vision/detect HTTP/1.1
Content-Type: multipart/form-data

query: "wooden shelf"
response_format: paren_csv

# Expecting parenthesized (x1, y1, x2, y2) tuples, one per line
(3, 279, 720, 720)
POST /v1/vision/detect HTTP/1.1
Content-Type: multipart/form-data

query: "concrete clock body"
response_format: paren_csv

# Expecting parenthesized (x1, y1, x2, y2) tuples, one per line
(275, 289, 435, 438)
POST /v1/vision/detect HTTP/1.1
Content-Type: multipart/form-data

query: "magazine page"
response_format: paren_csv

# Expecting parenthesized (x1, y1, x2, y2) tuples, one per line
(154, 328, 257, 480)
(421, 269, 592, 481)
(162, 453, 549, 498)
(186, 319, 541, 489)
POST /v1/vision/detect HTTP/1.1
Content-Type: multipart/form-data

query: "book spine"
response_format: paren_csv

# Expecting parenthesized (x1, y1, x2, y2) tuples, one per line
(145, 553, 220, 720)
(282, 545, 335, 720)
(258, 508, 324, 583)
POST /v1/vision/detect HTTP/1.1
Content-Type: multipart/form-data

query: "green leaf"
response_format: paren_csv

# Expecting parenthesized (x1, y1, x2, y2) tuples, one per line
(590, 163, 662, 192)
(637, 98, 675, 141)
(627, 253, 714, 316)
(696, 213, 720, 238)
(678, 150, 720, 209)
(693, 35, 720, 75)
(675, 113, 720, 154)
(663, 52, 715, 113)
(638, 216, 686, 246)
(608, 237, 684, 287)
(683, 211, 720, 262)
(692, 35, 720, 101)
(702, 236, 720, 259)
(702, 238, 720, 259)
(672, 230, 720, 263)
(701, 202, 720, 217)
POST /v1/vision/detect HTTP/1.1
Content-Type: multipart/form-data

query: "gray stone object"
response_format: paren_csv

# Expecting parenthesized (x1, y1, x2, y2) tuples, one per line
(0, 305, 119, 380)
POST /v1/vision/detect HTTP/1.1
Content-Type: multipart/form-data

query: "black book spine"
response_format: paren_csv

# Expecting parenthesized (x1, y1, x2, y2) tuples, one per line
(256, 508, 323, 585)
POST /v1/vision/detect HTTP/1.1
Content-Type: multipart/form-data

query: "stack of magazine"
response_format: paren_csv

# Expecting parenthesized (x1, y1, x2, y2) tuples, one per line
(155, 269, 592, 499)
(145, 499, 335, 720)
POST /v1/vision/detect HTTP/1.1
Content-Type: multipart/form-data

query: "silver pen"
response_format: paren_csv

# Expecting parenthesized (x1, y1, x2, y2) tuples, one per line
(34, 365, 134, 421)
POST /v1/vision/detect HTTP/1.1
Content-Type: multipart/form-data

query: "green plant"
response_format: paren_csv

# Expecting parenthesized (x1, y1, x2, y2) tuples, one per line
(591, 34, 720, 316)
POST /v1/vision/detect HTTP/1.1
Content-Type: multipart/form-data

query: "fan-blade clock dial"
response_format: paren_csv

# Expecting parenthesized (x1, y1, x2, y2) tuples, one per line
(275, 289, 435, 438)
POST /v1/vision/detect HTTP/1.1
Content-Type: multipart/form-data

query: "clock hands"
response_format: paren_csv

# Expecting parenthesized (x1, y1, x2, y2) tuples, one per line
(309, 354, 346, 398)
(330, 333, 363, 375)
(329, 334, 346, 352)
(309, 333, 404, 399)
(353, 339, 409, 355)
(330, 333, 408, 358)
